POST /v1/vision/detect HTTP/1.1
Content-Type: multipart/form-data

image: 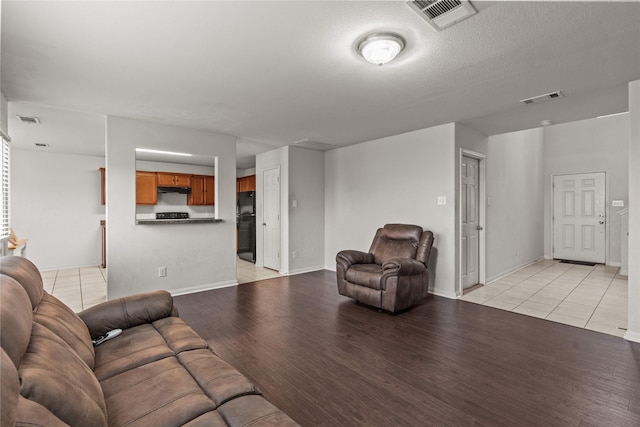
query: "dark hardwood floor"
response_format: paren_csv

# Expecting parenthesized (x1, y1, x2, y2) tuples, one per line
(174, 270, 640, 427)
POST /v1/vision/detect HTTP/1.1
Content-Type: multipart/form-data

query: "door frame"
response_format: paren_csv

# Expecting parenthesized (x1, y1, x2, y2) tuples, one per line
(261, 165, 281, 272)
(550, 170, 609, 264)
(457, 149, 487, 297)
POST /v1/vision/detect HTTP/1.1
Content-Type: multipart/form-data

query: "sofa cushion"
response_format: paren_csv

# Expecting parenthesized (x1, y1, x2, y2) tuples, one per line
(346, 264, 383, 290)
(0, 276, 33, 368)
(19, 323, 107, 427)
(0, 256, 44, 310)
(100, 356, 216, 427)
(178, 349, 258, 407)
(218, 394, 299, 427)
(153, 316, 209, 354)
(93, 323, 174, 381)
(34, 292, 95, 369)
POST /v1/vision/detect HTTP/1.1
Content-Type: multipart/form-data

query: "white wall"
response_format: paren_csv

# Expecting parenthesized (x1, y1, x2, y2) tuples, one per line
(543, 114, 630, 265)
(105, 116, 237, 298)
(626, 80, 640, 342)
(289, 146, 324, 274)
(486, 128, 545, 280)
(255, 146, 288, 273)
(11, 150, 105, 269)
(324, 124, 457, 298)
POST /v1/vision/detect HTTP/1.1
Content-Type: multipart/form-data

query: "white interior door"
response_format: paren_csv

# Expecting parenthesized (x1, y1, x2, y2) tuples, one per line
(553, 172, 606, 263)
(462, 156, 480, 289)
(262, 167, 281, 271)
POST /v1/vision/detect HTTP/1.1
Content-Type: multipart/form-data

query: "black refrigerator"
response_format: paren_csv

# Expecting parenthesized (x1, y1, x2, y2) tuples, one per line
(237, 191, 256, 263)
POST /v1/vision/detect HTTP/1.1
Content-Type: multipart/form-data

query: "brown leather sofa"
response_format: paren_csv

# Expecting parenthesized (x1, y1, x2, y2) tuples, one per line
(336, 224, 434, 313)
(0, 256, 298, 427)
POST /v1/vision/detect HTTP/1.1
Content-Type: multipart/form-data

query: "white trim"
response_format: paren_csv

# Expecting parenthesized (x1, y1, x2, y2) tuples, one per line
(288, 265, 325, 276)
(458, 149, 487, 297)
(624, 330, 640, 343)
(431, 289, 458, 300)
(486, 257, 544, 284)
(169, 280, 238, 296)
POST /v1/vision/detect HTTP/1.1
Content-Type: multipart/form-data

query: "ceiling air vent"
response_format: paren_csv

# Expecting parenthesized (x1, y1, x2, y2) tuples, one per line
(520, 91, 565, 105)
(406, 0, 477, 32)
(292, 138, 336, 151)
(34, 143, 49, 148)
(16, 115, 41, 125)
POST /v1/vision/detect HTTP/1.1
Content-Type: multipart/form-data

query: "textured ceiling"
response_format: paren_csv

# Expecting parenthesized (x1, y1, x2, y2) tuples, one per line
(2, 1, 639, 168)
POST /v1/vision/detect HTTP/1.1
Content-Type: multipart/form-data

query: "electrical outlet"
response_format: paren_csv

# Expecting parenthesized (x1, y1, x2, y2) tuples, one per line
(292, 251, 297, 259)
(158, 267, 167, 277)
(437, 196, 446, 206)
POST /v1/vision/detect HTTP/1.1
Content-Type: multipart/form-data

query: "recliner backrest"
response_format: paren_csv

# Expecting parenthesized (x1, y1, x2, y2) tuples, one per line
(369, 224, 423, 265)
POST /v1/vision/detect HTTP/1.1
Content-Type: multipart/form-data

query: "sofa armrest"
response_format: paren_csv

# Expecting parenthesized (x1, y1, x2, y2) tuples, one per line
(382, 258, 426, 276)
(336, 250, 374, 270)
(78, 290, 177, 339)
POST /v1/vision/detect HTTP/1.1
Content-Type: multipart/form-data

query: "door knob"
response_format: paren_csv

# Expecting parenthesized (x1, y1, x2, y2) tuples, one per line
(476, 226, 483, 231)
(599, 221, 605, 224)
(262, 223, 267, 226)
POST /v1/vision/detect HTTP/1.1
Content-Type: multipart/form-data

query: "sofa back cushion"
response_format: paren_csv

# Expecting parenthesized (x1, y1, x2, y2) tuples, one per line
(0, 256, 44, 310)
(35, 293, 96, 369)
(0, 256, 95, 369)
(0, 276, 33, 368)
(369, 224, 422, 265)
(19, 323, 108, 427)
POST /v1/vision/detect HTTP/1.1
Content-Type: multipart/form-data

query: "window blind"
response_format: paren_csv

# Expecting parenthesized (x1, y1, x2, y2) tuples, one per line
(1, 137, 9, 240)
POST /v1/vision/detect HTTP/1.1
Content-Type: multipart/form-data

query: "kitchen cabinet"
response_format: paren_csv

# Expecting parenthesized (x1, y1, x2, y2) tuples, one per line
(157, 172, 192, 187)
(99, 168, 106, 205)
(237, 175, 256, 192)
(136, 171, 158, 205)
(189, 175, 214, 205)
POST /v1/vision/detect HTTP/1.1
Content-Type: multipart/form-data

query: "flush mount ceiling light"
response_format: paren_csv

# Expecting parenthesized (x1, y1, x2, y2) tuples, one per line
(135, 148, 192, 157)
(358, 33, 405, 66)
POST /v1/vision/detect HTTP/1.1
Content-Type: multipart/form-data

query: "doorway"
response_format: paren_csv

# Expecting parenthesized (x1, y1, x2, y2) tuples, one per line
(262, 166, 281, 271)
(552, 172, 606, 264)
(459, 151, 486, 295)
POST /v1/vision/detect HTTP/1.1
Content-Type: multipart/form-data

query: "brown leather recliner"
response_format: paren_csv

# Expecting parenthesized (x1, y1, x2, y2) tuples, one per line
(336, 224, 434, 313)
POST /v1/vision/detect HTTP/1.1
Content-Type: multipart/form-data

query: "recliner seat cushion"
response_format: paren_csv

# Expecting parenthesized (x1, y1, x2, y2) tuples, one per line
(346, 264, 384, 290)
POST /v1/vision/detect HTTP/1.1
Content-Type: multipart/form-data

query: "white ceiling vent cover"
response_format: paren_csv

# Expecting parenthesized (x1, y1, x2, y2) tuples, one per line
(406, 0, 477, 32)
(520, 91, 565, 105)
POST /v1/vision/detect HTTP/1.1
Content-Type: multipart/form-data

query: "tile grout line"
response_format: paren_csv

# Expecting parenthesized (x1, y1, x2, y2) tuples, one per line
(510, 263, 578, 315)
(583, 267, 620, 328)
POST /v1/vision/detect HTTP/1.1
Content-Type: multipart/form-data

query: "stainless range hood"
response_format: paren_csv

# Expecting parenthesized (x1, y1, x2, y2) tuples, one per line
(157, 186, 192, 194)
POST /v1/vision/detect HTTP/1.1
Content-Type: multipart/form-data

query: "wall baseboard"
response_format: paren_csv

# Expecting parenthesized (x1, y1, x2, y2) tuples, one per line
(430, 289, 458, 300)
(289, 265, 325, 276)
(487, 256, 545, 284)
(170, 280, 238, 297)
(624, 330, 640, 344)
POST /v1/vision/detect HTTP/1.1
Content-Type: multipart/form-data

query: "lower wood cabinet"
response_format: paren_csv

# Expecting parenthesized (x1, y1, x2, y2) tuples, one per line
(136, 171, 158, 205)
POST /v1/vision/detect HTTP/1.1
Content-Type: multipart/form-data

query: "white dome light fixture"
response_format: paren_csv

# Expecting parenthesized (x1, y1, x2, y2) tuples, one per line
(358, 33, 405, 66)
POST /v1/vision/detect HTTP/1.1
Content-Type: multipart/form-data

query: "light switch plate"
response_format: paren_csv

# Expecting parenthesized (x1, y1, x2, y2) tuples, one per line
(612, 200, 624, 207)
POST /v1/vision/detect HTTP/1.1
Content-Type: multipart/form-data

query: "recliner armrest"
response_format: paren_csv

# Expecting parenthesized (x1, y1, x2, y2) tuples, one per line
(78, 290, 177, 339)
(336, 250, 375, 269)
(382, 258, 426, 276)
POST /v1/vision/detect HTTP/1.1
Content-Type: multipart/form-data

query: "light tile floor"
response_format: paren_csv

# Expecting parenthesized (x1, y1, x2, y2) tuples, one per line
(237, 258, 282, 284)
(41, 265, 108, 312)
(41, 258, 281, 312)
(461, 259, 628, 337)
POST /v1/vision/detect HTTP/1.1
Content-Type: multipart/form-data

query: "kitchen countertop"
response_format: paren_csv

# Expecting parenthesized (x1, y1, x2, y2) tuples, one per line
(136, 218, 223, 225)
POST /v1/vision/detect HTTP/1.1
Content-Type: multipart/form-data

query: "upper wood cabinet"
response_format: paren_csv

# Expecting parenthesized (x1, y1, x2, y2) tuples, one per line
(188, 175, 214, 205)
(237, 175, 256, 192)
(136, 171, 158, 205)
(99, 168, 106, 205)
(157, 172, 192, 187)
